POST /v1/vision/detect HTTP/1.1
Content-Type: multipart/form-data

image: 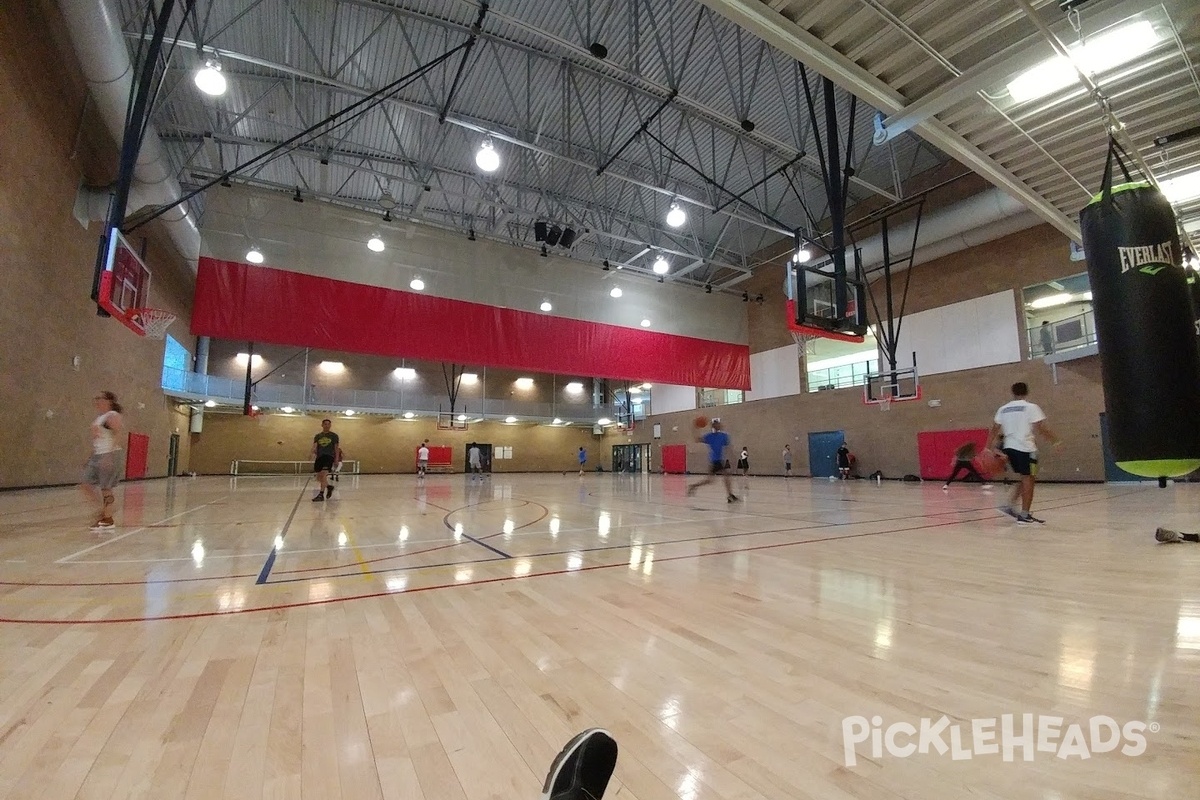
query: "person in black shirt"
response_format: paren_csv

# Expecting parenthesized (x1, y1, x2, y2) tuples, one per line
(310, 419, 342, 502)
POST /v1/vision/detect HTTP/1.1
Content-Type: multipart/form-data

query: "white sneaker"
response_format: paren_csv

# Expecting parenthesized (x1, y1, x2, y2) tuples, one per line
(1155, 527, 1183, 543)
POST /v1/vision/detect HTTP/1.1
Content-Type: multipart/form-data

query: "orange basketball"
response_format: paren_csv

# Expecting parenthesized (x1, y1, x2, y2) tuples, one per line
(693, 415, 710, 429)
(977, 448, 1007, 476)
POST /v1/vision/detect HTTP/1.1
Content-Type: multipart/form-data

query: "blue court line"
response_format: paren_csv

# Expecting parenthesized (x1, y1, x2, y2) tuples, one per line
(256, 480, 310, 585)
(459, 531, 512, 558)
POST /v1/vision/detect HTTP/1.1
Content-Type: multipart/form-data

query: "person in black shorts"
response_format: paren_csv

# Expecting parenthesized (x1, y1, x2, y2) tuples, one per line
(836, 442, 852, 480)
(310, 419, 342, 502)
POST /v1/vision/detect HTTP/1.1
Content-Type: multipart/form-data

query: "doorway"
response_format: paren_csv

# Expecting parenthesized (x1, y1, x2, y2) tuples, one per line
(808, 430, 845, 478)
(463, 442, 493, 473)
(612, 444, 651, 473)
(167, 433, 181, 477)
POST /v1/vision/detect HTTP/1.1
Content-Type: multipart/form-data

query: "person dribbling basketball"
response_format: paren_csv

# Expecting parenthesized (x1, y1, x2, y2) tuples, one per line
(686, 419, 737, 503)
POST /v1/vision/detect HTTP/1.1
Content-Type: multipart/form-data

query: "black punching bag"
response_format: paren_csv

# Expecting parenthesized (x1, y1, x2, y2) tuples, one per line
(1080, 140, 1200, 477)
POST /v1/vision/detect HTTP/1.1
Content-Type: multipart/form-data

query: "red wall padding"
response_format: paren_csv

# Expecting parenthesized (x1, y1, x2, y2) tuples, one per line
(661, 444, 687, 474)
(418, 446, 453, 467)
(916, 428, 992, 481)
(125, 433, 149, 480)
(192, 258, 751, 389)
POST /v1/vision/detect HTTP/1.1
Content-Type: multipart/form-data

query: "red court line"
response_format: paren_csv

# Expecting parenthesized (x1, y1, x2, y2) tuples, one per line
(0, 510, 1007, 624)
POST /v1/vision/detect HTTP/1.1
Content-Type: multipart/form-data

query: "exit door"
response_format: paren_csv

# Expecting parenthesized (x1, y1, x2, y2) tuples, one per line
(167, 433, 181, 477)
(612, 444, 650, 473)
(464, 443, 493, 473)
(808, 430, 845, 478)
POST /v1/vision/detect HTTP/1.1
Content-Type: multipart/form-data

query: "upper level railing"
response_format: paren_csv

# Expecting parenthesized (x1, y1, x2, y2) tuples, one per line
(161, 367, 642, 423)
(1027, 310, 1097, 358)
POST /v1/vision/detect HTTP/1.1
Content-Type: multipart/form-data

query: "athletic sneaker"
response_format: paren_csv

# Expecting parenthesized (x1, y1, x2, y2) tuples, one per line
(1016, 514, 1035, 524)
(91, 518, 115, 530)
(1155, 527, 1183, 543)
(312, 493, 325, 502)
(326, 485, 334, 499)
(540, 728, 618, 800)
(941, 484, 949, 491)
(981, 483, 994, 489)
(999, 506, 1019, 519)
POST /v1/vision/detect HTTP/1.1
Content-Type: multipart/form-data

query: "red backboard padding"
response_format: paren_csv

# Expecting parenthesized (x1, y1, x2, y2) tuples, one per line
(125, 433, 150, 480)
(192, 258, 751, 390)
(917, 428, 992, 481)
(661, 444, 687, 474)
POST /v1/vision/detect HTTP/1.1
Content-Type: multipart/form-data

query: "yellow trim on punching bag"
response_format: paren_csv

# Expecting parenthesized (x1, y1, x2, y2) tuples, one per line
(1116, 459, 1200, 478)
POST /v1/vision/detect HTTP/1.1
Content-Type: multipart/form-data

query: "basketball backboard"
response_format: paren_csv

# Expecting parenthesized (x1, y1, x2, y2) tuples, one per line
(789, 256, 868, 341)
(99, 228, 151, 335)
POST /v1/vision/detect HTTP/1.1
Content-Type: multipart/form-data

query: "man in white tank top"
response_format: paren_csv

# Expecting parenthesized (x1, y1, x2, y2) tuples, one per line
(81, 391, 123, 529)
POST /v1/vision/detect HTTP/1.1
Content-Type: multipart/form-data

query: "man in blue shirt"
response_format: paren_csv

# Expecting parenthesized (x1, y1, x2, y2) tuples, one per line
(578, 446, 587, 475)
(686, 420, 738, 502)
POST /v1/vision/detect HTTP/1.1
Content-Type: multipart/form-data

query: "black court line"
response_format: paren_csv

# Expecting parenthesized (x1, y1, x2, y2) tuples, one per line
(255, 479, 310, 585)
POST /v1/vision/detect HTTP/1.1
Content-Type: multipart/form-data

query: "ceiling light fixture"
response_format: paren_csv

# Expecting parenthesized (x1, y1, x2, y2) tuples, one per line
(793, 246, 812, 263)
(540, 300, 552, 312)
(665, 202, 686, 228)
(652, 255, 670, 275)
(367, 236, 385, 252)
(245, 248, 264, 264)
(565, 382, 583, 393)
(460, 372, 479, 385)
(1160, 168, 1200, 204)
(194, 58, 227, 96)
(457, 414, 468, 421)
(1028, 292, 1074, 309)
(505, 416, 518, 423)
(393, 367, 416, 379)
(597, 417, 611, 426)
(403, 411, 415, 419)
(344, 409, 356, 416)
(410, 277, 425, 291)
(553, 417, 563, 424)
(319, 361, 345, 373)
(515, 377, 534, 390)
(641, 319, 651, 327)
(281, 406, 294, 413)
(1006, 20, 1159, 104)
(476, 138, 501, 172)
(610, 287, 622, 298)
(204, 399, 217, 408)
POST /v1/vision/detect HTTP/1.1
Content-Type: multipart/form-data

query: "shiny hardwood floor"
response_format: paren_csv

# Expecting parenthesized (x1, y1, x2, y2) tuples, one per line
(0, 472, 1196, 799)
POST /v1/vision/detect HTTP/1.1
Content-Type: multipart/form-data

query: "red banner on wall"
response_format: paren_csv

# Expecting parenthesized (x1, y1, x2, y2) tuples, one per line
(191, 259, 750, 389)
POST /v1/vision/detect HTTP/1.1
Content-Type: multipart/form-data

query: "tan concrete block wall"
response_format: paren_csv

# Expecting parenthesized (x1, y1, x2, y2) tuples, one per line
(187, 414, 600, 475)
(0, 1, 196, 487)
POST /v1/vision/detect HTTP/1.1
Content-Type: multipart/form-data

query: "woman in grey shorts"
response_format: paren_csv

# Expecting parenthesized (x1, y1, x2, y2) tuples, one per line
(81, 391, 123, 530)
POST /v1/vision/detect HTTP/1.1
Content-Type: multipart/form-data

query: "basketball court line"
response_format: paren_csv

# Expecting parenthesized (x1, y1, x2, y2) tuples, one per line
(53, 495, 231, 563)
(254, 480, 310, 584)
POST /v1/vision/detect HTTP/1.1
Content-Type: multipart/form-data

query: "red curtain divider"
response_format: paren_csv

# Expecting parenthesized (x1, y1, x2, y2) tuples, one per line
(191, 258, 751, 390)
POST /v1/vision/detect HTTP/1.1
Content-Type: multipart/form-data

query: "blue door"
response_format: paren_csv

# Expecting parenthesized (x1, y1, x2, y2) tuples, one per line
(808, 430, 845, 478)
(1099, 413, 1144, 482)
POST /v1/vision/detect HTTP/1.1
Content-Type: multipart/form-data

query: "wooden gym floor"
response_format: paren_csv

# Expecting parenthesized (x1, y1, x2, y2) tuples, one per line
(0, 473, 1196, 799)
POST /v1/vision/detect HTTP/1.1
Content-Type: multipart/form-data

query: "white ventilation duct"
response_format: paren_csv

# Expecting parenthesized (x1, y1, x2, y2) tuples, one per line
(58, 0, 200, 269)
(849, 187, 1031, 271)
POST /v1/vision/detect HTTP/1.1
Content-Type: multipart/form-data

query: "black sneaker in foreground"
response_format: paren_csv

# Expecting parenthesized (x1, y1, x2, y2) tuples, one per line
(727, 494, 738, 503)
(326, 485, 334, 498)
(541, 728, 618, 800)
(311, 494, 325, 502)
(1155, 527, 1183, 543)
(1017, 513, 1044, 524)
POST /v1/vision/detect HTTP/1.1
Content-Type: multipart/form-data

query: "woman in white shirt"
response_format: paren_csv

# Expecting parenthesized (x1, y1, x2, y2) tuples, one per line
(81, 391, 123, 529)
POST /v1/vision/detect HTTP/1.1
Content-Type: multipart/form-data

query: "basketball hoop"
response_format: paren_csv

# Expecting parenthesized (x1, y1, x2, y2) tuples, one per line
(130, 308, 177, 339)
(790, 330, 819, 357)
(878, 396, 892, 412)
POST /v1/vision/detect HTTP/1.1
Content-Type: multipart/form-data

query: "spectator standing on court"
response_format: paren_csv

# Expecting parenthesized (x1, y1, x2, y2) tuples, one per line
(468, 442, 482, 478)
(417, 440, 430, 478)
(737, 447, 750, 477)
(81, 391, 123, 529)
(836, 442, 852, 480)
(310, 418, 341, 501)
(990, 381, 1061, 523)
(942, 441, 992, 490)
(686, 420, 738, 503)
(578, 446, 587, 476)
(783, 444, 792, 478)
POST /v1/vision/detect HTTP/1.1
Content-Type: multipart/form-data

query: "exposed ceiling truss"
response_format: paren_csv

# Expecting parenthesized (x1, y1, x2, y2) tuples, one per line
(119, 0, 951, 287)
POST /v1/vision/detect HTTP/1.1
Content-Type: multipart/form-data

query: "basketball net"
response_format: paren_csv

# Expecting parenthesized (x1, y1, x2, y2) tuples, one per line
(878, 396, 892, 412)
(791, 330, 819, 357)
(130, 308, 177, 339)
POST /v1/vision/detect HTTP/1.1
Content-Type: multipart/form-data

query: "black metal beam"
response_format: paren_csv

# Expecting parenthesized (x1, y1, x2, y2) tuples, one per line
(711, 153, 803, 215)
(128, 41, 470, 232)
(437, 2, 489, 124)
(596, 90, 677, 176)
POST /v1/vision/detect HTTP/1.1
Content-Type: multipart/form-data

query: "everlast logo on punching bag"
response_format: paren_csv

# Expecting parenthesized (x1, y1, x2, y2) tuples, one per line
(1117, 241, 1174, 275)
